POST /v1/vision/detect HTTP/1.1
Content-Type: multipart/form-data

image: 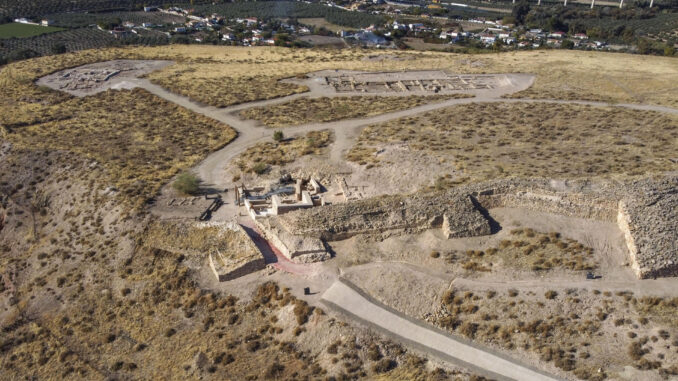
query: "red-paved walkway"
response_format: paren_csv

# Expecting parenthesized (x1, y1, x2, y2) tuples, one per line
(240, 221, 317, 275)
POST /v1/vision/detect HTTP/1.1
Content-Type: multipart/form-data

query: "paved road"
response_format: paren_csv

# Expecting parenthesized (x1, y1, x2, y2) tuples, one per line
(321, 279, 564, 381)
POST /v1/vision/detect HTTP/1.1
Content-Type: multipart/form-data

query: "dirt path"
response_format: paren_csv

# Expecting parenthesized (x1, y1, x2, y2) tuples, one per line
(131, 77, 678, 191)
(341, 259, 678, 297)
(321, 279, 564, 381)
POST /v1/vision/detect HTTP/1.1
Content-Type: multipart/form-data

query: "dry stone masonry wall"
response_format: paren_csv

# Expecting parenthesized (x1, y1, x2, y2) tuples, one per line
(274, 191, 492, 242)
(265, 175, 676, 278)
(466, 176, 677, 279)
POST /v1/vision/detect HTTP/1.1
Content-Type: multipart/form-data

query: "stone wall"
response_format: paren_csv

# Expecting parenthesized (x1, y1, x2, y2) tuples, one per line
(209, 252, 265, 282)
(255, 175, 677, 277)
(616, 176, 677, 278)
(255, 218, 329, 263)
(466, 176, 677, 279)
(273, 191, 492, 242)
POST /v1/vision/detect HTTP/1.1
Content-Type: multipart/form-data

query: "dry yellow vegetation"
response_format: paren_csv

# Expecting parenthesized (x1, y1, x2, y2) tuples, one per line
(456, 229, 597, 273)
(349, 102, 678, 182)
(148, 71, 309, 108)
(143, 221, 254, 257)
(5, 89, 236, 208)
(239, 94, 472, 128)
(3, 46, 673, 112)
(235, 130, 332, 174)
(436, 287, 678, 379)
(1, 46, 677, 381)
(0, 48, 238, 209)
(138, 46, 678, 108)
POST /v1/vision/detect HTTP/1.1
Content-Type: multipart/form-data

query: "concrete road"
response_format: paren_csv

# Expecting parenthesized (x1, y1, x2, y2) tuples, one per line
(321, 279, 564, 381)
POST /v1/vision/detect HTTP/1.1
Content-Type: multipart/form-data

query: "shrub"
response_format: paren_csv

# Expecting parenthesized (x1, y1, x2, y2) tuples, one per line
(545, 290, 558, 300)
(172, 172, 200, 195)
(293, 300, 313, 325)
(372, 358, 396, 374)
(459, 321, 478, 338)
(327, 341, 340, 354)
(430, 251, 440, 258)
(628, 341, 646, 360)
(250, 162, 267, 175)
(367, 344, 382, 361)
(265, 362, 284, 378)
(246, 340, 260, 352)
(442, 290, 456, 306)
(273, 130, 284, 142)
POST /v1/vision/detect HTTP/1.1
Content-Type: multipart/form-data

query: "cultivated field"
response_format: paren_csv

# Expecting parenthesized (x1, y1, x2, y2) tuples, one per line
(299, 17, 355, 32)
(348, 102, 678, 182)
(0, 22, 64, 38)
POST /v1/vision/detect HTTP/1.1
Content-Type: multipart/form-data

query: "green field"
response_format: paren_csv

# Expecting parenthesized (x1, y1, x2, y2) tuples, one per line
(0, 22, 64, 39)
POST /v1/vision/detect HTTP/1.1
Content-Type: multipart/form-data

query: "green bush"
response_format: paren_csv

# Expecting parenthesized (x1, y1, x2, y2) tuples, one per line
(172, 172, 200, 195)
(273, 130, 284, 142)
(250, 162, 268, 175)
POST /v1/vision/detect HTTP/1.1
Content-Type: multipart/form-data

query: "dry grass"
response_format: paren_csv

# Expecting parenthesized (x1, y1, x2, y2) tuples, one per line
(143, 221, 256, 259)
(457, 229, 597, 273)
(349, 102, 678, 182)
(234, 130, 332, 174)
(238, 94, 472, 128)
(5, 89, 236, 208)
(0, 48, 238, 209)
(140, 47, 678, 108)
(2, 45, 677, 381)
(436, 287, 678, 380)
(6, 46, 666, 111)
(148, 70, 309, 108)
(1, 252, 327, 380)
(0, 148, 426, 381)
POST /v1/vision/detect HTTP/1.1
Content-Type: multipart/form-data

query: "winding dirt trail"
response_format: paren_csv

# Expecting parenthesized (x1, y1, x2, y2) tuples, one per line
(130, 76, 678, 191)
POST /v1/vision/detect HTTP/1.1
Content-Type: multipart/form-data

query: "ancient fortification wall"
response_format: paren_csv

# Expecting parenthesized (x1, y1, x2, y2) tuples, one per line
(255, 218, 330, 263)
(467, 177, 677, 279)
(273, 192, 492, 242)
(259, 176, 676, 277)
